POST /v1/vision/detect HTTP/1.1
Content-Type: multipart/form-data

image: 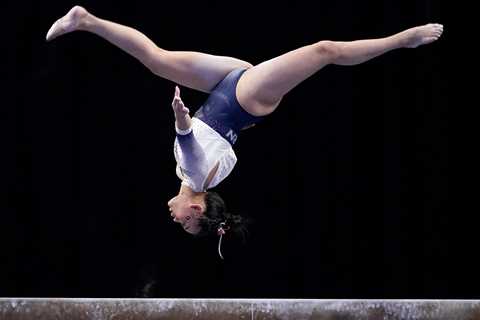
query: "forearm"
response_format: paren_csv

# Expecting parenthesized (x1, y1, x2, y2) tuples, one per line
(175, 113, 192, 132)
(175, 118, 209, 183)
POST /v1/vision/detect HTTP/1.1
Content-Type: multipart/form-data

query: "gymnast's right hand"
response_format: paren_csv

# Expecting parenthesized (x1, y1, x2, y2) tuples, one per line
(171, 86, 190, 118)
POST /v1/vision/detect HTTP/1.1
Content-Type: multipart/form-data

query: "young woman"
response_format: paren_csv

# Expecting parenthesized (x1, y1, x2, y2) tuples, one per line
(46, 6, 443, 257)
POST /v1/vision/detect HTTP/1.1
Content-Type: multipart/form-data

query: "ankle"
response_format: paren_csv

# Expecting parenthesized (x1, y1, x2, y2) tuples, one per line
(390, 33, 407, 49)
(77, 13, 95, 31)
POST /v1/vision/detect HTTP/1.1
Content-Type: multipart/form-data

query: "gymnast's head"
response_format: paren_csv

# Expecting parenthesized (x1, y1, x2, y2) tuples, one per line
(168, 191, 249, 237)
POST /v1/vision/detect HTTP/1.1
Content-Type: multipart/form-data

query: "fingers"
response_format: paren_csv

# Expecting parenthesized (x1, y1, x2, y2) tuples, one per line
(172, 85, 181, 106)
(177, 99, 189, 113)
(172, 96, 184, 109)
(171, 86, 189, 114)
(180, 101, 189, 114)
(172, 98, 182, 111)
(172, 95, 179, 106)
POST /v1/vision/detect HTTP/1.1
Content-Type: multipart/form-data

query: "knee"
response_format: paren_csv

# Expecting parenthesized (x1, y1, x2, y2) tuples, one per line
(313, 40, 341, 63)
(143, 46, 168, 73)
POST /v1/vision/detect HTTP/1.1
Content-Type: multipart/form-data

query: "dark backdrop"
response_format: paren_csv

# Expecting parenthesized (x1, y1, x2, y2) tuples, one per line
(1, 0, 456, 299)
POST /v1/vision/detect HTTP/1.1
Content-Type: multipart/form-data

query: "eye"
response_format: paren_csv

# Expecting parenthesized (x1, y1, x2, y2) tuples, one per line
(186, 216, 191, 220)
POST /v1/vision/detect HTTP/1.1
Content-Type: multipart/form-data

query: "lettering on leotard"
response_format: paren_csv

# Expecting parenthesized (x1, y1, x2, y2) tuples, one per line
(226, 129, 238, 144)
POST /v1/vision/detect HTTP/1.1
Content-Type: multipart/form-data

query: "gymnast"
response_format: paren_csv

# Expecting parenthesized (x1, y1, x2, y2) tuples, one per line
(46, 6, 443, 257)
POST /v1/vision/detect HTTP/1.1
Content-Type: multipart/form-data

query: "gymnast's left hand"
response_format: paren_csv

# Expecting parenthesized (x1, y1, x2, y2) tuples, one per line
(171, 86, 190, 117)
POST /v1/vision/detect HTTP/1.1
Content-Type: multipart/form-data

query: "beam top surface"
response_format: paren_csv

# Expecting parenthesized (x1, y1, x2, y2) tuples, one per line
(1, 299, 479, 320)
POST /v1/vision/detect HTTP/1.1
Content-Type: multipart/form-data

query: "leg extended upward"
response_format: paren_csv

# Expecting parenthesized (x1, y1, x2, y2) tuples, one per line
(236, 23, 444, 116)
(46, 6, 252, 93)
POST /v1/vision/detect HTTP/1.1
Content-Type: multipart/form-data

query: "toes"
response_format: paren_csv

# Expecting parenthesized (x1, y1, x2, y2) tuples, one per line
(46, 21, 59, 41)
(434, 24, 443, 31)
(428, 23, 443, 38)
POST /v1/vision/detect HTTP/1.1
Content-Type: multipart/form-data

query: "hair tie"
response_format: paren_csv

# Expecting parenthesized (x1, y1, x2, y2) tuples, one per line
(217, 221, 230, 259)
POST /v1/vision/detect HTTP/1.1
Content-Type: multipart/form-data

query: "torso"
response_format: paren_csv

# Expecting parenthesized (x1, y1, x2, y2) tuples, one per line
(174, 118, 237, 191)
(203, 162, 220, 190)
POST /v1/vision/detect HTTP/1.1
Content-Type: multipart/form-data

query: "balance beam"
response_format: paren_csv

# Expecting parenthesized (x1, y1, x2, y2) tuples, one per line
(1, 299, 479, 319)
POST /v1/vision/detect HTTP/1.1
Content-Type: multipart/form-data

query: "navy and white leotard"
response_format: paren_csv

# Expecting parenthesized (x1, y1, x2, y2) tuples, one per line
(173, 68, 266, 192)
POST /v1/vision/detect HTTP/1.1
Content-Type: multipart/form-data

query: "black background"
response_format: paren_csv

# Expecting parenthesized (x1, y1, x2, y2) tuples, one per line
(1, 0, 459, 299)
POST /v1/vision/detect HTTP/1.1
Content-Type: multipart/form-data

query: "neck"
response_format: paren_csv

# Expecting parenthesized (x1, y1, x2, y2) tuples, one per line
(179, 184, 206, 201)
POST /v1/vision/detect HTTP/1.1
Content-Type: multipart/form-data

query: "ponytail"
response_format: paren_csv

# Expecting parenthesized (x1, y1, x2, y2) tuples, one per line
(198, 192, 252, 252)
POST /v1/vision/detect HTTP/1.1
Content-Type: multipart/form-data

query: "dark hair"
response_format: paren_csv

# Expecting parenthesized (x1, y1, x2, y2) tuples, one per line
(197, 191, 251, 240)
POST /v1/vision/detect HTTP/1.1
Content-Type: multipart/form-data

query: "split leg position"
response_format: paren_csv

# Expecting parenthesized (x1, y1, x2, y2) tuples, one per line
(46, 6, 443, 117)
(46, 6, 253, 94)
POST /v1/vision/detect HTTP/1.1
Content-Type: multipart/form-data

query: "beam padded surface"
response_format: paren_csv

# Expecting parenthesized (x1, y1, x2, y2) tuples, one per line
(1, 299, 479, 320)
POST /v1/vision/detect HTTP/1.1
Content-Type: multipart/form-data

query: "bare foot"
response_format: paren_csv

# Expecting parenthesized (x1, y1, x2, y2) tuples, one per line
(400, 23, 444, 48)
(46, 6, 89, 41)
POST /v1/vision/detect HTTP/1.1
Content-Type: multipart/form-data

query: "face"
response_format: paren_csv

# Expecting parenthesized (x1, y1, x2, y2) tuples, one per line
(167, 195, 204, 235)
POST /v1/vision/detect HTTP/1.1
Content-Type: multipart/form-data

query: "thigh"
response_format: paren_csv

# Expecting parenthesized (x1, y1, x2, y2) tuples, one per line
(149, 49, 253, 93)
(236, 42, 334, 116)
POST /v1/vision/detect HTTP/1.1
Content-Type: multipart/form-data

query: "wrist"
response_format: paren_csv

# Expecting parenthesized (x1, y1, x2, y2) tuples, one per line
(175, 114, 192, 134)
(175, 122, 192, 135)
